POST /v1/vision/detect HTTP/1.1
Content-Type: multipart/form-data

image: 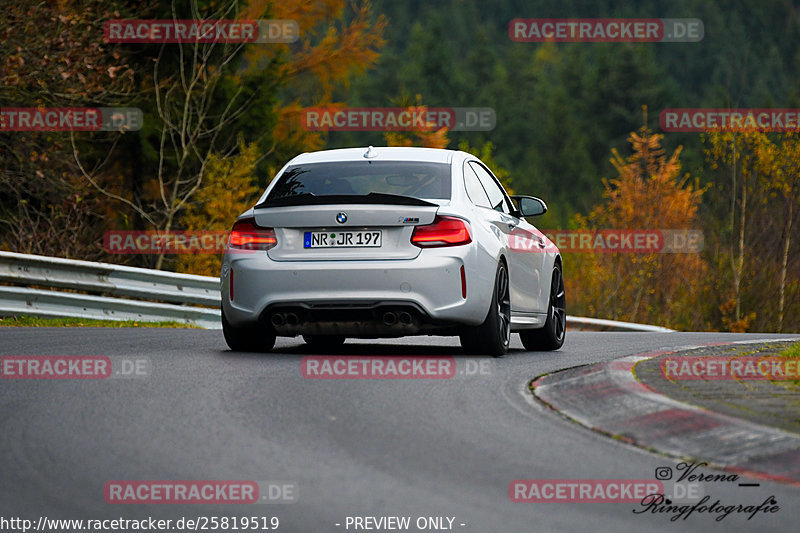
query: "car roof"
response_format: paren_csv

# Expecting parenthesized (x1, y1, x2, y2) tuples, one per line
(287, 146, 457, 165)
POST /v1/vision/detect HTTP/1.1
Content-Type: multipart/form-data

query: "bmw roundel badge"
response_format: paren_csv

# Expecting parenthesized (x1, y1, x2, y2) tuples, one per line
(336, 212, 348, 224)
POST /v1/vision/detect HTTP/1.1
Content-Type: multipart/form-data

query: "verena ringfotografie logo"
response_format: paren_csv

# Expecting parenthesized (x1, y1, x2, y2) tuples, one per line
(103, 20, 298, 43)
(509, 480, 663, 502)
(1, 356, 150, 379)
(301, 107, 496, 132)
(301, 356, 456, 379)
(510, 229, 704, 254)
(639, 461, 778, 521)
(509, 19, 703, 42)
(661, 356, 800, 380)
(661, 108, 800, 132)
(1, 108, 142, 132)
(104, 230, 230, 254)
(104, 481, 297, 504)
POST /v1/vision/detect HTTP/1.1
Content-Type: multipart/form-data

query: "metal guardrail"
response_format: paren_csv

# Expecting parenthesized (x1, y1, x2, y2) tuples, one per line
(0, 251, 675, 333)
(566, 316, 675, 332)
(0, 251, 221, 329)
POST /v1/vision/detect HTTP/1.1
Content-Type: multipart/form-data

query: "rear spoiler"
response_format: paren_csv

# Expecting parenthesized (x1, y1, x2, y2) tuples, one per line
(255, 192, 438, 209)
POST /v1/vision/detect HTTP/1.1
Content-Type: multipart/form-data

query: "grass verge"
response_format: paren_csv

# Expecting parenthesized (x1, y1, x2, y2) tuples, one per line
(779, 342, 800, 359)
(0, 315, 200, 328)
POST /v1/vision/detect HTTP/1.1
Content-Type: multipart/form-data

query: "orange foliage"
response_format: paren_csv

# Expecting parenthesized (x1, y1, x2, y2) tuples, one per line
(175, 141, 261, 276)
(384, 105, 449, 149)
(241, 0, 386, 156)
(243, 0, 385, 95)
(383, 95, 449, 148)
(568, 108, 707, 329)
(705, 130, 800, 332)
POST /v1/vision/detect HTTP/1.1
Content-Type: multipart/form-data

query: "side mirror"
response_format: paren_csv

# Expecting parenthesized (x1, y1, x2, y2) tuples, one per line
(511, 195, 547, 217)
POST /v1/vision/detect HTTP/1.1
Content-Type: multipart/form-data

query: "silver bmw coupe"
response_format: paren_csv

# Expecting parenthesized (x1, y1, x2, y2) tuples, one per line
(220, 146, 564, 356)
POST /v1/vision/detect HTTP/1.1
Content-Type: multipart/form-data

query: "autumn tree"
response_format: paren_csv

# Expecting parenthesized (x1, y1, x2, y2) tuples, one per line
(754, 134, 800, 332)
(378, 94, 448, 149)
(704, 131, 768, 331)
(0, 0, 141, 258)
(240, 0, 386, 174)
(569, 110, 707, 329)
(706, 131, 800, 332)
(65, 0, 276, 270)
(165, 0, 387, 274)
(175, 140, 260, 276)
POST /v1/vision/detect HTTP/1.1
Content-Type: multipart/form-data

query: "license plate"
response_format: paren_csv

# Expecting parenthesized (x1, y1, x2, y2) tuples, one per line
(304, 230, 382, 248)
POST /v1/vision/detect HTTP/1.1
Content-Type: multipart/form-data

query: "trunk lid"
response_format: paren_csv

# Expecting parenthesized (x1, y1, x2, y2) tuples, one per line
(254, 198, 440, 261)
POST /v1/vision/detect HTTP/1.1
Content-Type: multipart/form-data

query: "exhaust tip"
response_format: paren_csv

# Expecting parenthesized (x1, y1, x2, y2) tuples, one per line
(270, 313, 286, 327)
(286, 313, 299, 326)
(382, 312, 397, 326)
(398, 311, 413, 325)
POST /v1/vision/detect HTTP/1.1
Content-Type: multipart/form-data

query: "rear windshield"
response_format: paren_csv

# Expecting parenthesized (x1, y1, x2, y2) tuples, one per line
(266, 161, 452, 201)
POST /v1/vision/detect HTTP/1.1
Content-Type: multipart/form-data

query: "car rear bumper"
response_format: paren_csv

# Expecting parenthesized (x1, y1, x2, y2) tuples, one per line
(221, 248, 492, 334)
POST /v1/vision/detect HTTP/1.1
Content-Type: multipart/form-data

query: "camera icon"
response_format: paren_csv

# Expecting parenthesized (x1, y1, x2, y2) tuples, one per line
(655, 467, 673, 480)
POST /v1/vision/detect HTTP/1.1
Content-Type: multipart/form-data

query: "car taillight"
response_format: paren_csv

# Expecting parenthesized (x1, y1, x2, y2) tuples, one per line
(228, 218, 277, 250)
(411, 216, 472, 248)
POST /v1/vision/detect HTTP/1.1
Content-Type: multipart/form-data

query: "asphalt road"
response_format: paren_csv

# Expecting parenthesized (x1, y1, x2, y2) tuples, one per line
(1, 329, 798, 532)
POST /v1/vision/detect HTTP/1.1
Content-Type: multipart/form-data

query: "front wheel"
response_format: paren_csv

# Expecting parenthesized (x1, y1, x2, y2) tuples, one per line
(519, 263, 566, 351)
(460, 262, 511, 357)
(222, 309, 276, 352)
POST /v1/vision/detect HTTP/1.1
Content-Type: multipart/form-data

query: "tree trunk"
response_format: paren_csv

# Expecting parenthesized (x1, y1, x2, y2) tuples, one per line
(154, 215, 174, 271)
(734, 167, 747, 324)
(777, 199, 793, 333)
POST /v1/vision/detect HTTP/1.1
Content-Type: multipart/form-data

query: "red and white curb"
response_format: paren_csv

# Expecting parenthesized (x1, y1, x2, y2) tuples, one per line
(531, 339, 800, 486)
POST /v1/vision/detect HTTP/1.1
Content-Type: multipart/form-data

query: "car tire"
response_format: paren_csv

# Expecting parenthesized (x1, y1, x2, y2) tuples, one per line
(519, 263, 566, 351)
(460, 261, 511, 357)
(302, 335, 346, 350)
(222, 309, 276, 352)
